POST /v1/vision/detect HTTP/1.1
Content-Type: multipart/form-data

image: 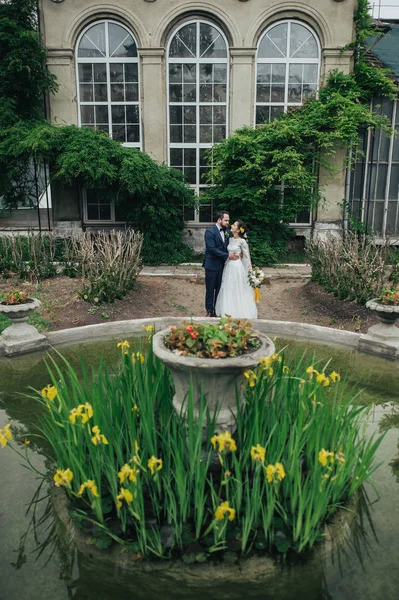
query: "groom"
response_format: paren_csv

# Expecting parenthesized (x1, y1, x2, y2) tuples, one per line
(203, 210, 239, 317)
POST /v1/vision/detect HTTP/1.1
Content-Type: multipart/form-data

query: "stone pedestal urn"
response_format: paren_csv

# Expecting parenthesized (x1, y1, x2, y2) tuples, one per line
(0, 298, 48, 356)
(152, 328, 275, 431)
(358, 299, 399, 360)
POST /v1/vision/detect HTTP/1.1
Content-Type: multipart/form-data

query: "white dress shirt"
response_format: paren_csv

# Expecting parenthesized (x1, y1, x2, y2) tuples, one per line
(217, 225, 225, 244)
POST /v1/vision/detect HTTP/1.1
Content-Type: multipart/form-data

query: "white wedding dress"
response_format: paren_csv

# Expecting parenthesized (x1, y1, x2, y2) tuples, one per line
(215, 237, 258, 319)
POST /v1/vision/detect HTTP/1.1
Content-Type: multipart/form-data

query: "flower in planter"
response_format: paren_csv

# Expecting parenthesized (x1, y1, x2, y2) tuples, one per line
(380, 288, 399, 306)
(164, 316, 261, 359)
(0, 290, 30, 305)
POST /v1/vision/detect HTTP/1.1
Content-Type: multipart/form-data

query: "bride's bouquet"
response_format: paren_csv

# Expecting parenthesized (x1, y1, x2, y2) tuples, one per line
(248, 266, 265, 303)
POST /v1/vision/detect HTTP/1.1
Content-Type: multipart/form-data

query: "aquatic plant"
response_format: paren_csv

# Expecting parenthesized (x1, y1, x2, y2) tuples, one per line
(4, 334, 383, 560)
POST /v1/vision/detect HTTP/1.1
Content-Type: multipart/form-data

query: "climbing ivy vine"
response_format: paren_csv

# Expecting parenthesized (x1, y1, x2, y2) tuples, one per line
(202, 0, 397, 263)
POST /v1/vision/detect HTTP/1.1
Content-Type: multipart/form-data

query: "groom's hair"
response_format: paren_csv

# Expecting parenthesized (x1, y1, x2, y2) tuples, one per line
(215, 210, 229, 222)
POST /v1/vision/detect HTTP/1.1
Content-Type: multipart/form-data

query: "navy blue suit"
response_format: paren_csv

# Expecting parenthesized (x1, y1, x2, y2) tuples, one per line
(203, 224, 230, 315)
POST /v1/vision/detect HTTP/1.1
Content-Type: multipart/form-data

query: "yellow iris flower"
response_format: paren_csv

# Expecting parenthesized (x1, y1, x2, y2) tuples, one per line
(117, 340, 130, 355)
(41, 384, 58, 401)
(116, 487, 134, 509)
(251, 444, 266, 463)
(53, 468, 73, 487)
(77, 479, 100, 497)
(316, 373, 330, 387)
(69, 402, 94, 425)
(132, 352, 145, 365)
(265, 462, 286, 483)
(318, 448, 335, 467)
(91, 426, 109, 446)
(210, 431, 237, 453)
(243, 370, 257, 387)
(215, 501, 236, 521)
(147, 456, 163, 475)
(330, 371, 341, 383)
(118, 463, 138, 484)
(0, 424, 12, 448)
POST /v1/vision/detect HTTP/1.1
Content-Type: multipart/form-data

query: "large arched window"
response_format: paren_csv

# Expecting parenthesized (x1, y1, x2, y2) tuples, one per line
(76, 20, 141, 147)
(255, 20, 320, 125)
(167, 20, 229, 222)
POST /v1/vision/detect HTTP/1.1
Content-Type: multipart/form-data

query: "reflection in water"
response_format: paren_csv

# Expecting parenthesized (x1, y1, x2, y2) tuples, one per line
(379, 404, 399, 481)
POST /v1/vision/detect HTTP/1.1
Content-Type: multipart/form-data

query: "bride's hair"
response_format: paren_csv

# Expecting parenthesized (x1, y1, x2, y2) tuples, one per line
(236, 220, 248, 239)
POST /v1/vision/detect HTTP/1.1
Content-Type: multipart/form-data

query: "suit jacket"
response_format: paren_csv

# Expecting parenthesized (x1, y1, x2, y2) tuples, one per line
(203, 224, 231, 271)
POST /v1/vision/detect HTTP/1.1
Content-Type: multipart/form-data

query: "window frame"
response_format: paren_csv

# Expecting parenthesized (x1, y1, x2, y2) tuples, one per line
(166, 19, 230, 224)
(254, 20, 321, 126)
(75, 19, 142, 149)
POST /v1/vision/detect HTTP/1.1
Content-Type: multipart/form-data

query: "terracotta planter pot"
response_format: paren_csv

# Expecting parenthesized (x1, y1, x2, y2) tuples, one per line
(152, 328, 274, 431)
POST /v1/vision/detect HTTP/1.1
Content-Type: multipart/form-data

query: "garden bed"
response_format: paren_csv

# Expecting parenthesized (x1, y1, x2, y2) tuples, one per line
(0, 276, 379, 334)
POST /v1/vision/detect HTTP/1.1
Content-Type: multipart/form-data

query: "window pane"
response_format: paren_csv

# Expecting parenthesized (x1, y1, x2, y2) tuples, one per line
(125, 83, 139, 102)
(200, 106, 212, 124)
(213, 125, 225, 142)
(200, 125, 212, 143)
(110, 63, 124, 82)
(270, 106, 284, 121)
(112, 124, 125, 142)
(170, 125, 182, 143)
(184, 167, 196, 184)
(199, 84, 212, 102)
(78, 24, 106, 57)
(184, 106, 196, 124)
(288, 84, 301, 103)
(271, 85, 284, 102)
(111, 84, 124, 101)
(93, 64, 107, 82)
(213, 84, 226, 102)
(302, 84, 317, 101)
(169, 84, 182, 102)
(183, 125, 196, 143)
(200, 64, 213, 83)
(290, 24, 318, 58)
(256, 106, 270, 125)
(183, 84, 196, 102)
(183, 64, 196, 83)
(303, 63, 318, 83)
(199, 204, 212, 222)
(257, 85, 270, 103)
(111, 105, 125, 123)
(258, 23, 288, 58)
(169, 23, 196, 58)
(126, 125, 139, 143)
(214, 64, 227, 83)
(257, 64, 271, 83)
(213, 106, 226, 124)
(389, 164, 399, 199)
(169, 64, 182, 83)
(170, 148, 183, 166)
(126, 106, 139, 123)
(170, 106, 182, 124)
(94, 84, 108, 101)
(79, 64, 93, 83)
(271, 64, 285, 83)
(80, 84, 93, 102)
(200, 23, 227, 58)
(109, 23, 137, 57)
(184, 148, 196, 166)
(99, 203, 112, 220)
(125, 63, 138, 82)
(96, 105, 109, 124)
(386, 201, 399, 235)
(81, 106, 94, 124)
(87, 204, 99, 220)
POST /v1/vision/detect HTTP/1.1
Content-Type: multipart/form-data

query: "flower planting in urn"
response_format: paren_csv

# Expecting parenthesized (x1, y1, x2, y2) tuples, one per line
(0, 289, 47, 355)
(152, 318, 275, 431)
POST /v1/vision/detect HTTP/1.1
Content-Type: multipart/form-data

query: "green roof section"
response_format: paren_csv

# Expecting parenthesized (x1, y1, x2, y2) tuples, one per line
(369, 23, 399, 79)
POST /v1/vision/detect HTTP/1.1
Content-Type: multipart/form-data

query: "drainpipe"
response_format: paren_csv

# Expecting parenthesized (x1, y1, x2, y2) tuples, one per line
(365, 128, 376, 232)
(343, 144, 353, 238)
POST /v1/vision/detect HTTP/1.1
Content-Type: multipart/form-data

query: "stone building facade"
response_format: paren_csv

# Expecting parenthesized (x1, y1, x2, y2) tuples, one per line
(2, 0, 358, 248)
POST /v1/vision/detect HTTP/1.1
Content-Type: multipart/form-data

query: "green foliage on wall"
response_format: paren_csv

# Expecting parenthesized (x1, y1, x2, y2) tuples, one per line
(202, 0, 397, 264)
(0, 0, 57, 127)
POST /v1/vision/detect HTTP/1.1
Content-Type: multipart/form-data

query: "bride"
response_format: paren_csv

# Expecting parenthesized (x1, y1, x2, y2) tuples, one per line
(215, 220, 258, 319)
